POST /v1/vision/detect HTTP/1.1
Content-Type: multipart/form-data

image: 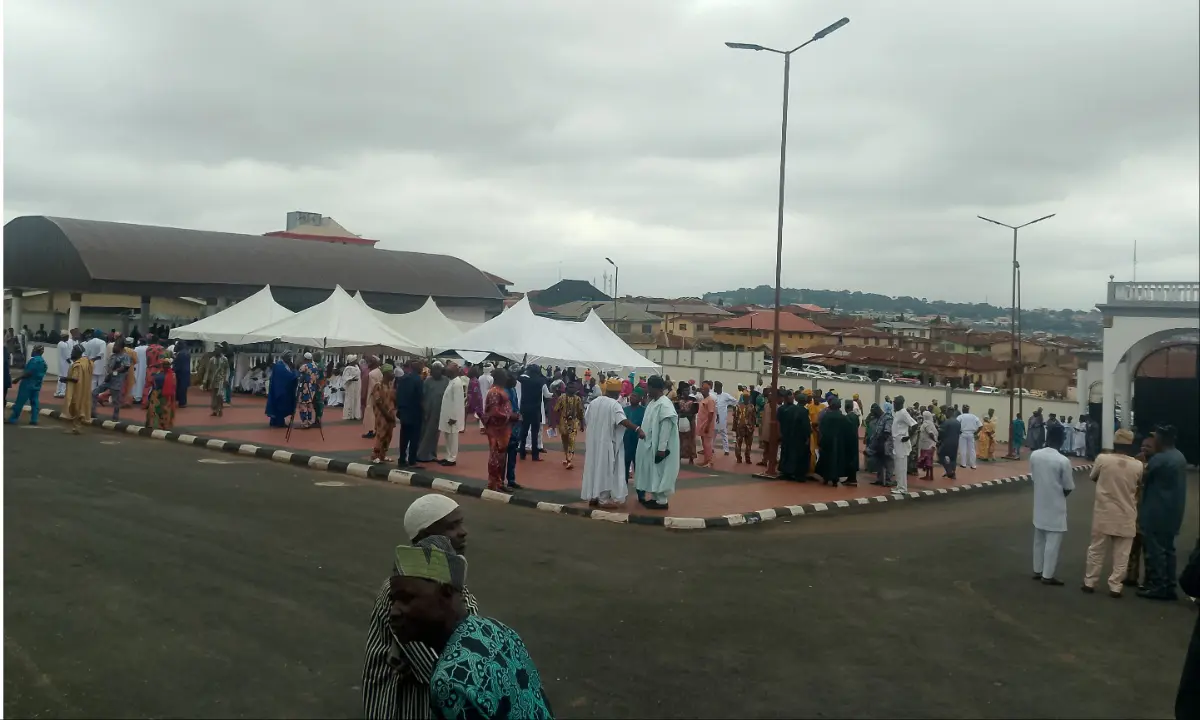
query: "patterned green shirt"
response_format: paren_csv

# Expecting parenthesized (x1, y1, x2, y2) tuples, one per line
(430, 616, 553, 720)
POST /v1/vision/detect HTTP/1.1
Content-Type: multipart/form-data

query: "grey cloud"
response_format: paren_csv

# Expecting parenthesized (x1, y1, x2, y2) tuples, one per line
(5, 0, 1197, 309)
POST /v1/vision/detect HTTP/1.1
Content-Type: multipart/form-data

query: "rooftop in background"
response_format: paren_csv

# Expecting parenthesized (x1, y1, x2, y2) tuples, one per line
(545, 301, 662, 323)
(624, 297, 732, 317)
(781, 303, 829, 314)
(525, 279, 609, 311)
(797, 344, 1010, 372)
(2, 216, 505, 315)
(262, 210, 377, 247)
(712, 311, 830, 334)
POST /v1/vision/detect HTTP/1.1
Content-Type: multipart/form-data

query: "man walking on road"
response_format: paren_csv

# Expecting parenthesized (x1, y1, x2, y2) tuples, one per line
(1030, 424, 1075, 586)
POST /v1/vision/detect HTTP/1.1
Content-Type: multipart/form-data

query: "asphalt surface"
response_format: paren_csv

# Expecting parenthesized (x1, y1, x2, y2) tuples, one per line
(5, 422, 1197, 719)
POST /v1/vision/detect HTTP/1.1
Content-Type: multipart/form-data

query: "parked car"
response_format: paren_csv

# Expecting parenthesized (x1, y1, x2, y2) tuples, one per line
(840, 374, 871, 383)
(975, 386, 1000, 394)
(892, 377, 920, 386)
(803, 364, 837, 377)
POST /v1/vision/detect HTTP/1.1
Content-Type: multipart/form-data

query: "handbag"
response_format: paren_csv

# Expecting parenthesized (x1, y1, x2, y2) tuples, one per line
(678, 416, 691, 433)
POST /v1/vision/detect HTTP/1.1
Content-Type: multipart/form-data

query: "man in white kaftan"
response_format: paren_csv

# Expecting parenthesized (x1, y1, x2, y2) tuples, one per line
(132, 341, 149, 402)
(438, 363, 468, 465)
(711, 381, 737, 456)
(1030, 424, 1075, 584)
(582, 378, 643, 508)
(477, 365, 495, 430)
(634, 377, 681, 510)
(341, 355, 363, 421)
(55, 334, 77, 397)
(1074, 418, 1089, 457)
(83, 331, 107, 392)
(891, 396, 918, 495)
(957, 406, 981, 469)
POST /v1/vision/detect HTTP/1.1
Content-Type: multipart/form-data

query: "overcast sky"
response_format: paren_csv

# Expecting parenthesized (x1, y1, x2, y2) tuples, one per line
(5, 0, 1198, 310)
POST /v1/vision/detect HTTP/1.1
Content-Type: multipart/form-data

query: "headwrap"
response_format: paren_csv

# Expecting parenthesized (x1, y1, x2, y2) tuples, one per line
(403, 494, 460, 540)
(632, 385, 645, 397)
(803, 388, 813, 397)
(304, 352, 313, 360)
(393, 535, 466, 591)
(380, 363, 395, 374)
(1113, 428, 1134, 445)
(603, 377, 623, 393)
(125, 337, 135, 346)
(432, 361, 445, 369)
(346, 354, 358, 363)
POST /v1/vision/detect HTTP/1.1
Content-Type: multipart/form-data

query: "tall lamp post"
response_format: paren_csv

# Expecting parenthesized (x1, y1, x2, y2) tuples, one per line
(1016, 261, 1023, 418)
(604, 257, 619, 330)
(977, 213, 1054, 457)
(726, 16, 850, 477)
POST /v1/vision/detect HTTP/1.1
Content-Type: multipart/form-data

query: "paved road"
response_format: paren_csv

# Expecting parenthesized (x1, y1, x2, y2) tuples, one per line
(5, 423, 1196, 719)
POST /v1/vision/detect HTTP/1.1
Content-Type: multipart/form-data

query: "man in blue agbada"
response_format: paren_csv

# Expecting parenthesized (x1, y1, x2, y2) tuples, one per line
(7, 345, 47, 425)
(265, 353, 299, 428)
(634, 375, 681, 510)
(389, 535, 553, 720)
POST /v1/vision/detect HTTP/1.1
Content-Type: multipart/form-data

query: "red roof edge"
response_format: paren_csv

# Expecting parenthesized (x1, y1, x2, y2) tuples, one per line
(263, 230, 377, 246)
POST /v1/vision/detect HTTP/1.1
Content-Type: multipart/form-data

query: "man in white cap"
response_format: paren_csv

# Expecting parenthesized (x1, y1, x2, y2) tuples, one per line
(342, 355, 363, 421)
(363, 494, 477, 719)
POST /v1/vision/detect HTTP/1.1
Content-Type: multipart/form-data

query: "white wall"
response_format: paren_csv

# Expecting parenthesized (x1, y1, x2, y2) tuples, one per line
(641, 349, 764, 372)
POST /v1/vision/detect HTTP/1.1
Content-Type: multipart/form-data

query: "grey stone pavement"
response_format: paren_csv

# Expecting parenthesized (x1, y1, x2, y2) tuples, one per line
(4, 423, 1197, 719)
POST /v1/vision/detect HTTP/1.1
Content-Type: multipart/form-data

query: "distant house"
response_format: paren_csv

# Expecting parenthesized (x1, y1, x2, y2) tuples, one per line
(525, 280, 609, 311)
(711, 311, 831, 352)
(545, 300, 664, 346)
(873, 320, 932, 339)
(483, 272, 513, 296)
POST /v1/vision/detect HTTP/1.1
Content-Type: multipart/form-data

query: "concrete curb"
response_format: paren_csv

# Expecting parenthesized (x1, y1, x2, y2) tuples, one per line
(6, 403, 1093, 531)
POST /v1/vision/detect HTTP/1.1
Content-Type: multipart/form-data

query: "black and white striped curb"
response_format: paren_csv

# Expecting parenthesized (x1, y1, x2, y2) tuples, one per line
(7, 403, 1093, 531)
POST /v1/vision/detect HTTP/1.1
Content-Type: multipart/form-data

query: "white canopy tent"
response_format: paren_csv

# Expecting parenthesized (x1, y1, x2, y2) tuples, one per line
(352, 293, 488, 364)
(169, 285, 294, 344)
(442, 296, 660, 372)
(234, 285, 423, 352)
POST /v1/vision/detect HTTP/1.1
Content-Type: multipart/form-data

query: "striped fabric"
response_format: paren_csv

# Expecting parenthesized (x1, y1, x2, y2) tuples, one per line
(362, 578, 479, 719)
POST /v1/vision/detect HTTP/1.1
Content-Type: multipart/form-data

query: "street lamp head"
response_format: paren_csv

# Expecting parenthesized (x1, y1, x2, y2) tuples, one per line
(1020, 213, 1056, 228)
(724, 41, 766, 51)
(604, 257, 616, 267)
(977, 215, 1014, 229)
(813, 17, 850, 40)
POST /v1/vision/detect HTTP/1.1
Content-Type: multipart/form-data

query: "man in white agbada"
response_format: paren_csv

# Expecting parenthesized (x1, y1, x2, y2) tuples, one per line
(54, 330, 78, 397)
(634, 376, 681, 510)
(891, 395, 918, 495)
(1030, 422, 1075, 585)
(581, 378, 644, 508)
(1074, 417, 1089, 457)
(132, 339, 149, 402)
(957, 405, 981, 469)
(477, 364, 495, 430)
(82, 330, 107, 392)
(341, 354, 363, 421)
(438, 362, 468, 466)
(710, 381, 738, 456)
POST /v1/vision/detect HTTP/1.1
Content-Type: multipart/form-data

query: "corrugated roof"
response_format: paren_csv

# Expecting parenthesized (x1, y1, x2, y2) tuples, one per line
(3, 216, 504, 302)
(712, 311, 830, 333)
(547, 301, 662, 323)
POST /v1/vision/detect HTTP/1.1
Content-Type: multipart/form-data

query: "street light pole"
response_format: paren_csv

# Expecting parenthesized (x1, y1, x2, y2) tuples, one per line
(605, 257, 619, 331)
(726, 16, 849, 477)
(1016, 261, 1023, 419)
(977, 213, 1054, 457)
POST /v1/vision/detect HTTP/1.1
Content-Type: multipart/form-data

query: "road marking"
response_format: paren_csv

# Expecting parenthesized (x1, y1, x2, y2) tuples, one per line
(197, 458, 243, 465)
(314, 480, 348, 487)
(99, 440, 121, 445)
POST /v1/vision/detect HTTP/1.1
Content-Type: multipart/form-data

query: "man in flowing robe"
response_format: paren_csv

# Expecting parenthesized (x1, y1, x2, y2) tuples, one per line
(840, 398, 861, 485)
(370, 365, 397, 464)
(777, 389, 811, 482)
(957, 405, 981, 469)
(140, 336, 163, 405)
(582, 378, 644, 508)
(119, 338, 138, 408)
(1030, 423, 1074, 585)
(696, 381, 717, 468)
(1027, 409, 1046, 450)
(1081, 429, 1142, 596)
(54, 330, 76, 397)
(132, 339, 150, 404)
(477, 364, 495, 432)
(732, 393, 757, 465)
(341, 354, 363, 421)
(361, 356, 383, 438)
(438, 362, 468, 467)
(1074, 417, 1089, 457)
(82, 330, 107, 392)
(174, 344, 191, 408)
(816, 397, 847, 486)
(62, 345, 93, 434)
(396, 359, 425, 467)
(807, 393, 822, 474)
(891, 396, 918, 495)
(634, 376, 681, 510)
(265, 354, 298, 427)
(416, 361, 449, 463)
(711, 381, 737, 457)
(208, 348, 231, 417)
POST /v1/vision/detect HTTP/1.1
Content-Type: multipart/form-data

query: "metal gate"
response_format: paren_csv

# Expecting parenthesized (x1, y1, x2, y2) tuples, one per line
(1133, 376, 1199, 464)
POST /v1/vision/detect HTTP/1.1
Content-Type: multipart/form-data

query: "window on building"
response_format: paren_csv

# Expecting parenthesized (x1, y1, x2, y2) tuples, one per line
(696, 323, 706, 331)
(617, 322, 631, 334)
(679, 323, 688, 330)
(641, 324, 653, 334)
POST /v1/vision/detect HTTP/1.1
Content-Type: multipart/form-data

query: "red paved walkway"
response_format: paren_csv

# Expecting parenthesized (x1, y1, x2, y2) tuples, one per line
(12, 384, 1086, 518)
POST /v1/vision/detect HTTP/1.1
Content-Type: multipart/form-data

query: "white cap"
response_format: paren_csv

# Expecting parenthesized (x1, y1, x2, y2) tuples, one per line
(403, 494, 460, 541)
(304, 352, 313, 360)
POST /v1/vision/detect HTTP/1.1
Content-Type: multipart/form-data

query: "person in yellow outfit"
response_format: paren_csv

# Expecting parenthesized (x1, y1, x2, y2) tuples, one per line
(62, 345, 94, 434)
(806, 390, 821, 474)
(978, 409, 997, 461)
